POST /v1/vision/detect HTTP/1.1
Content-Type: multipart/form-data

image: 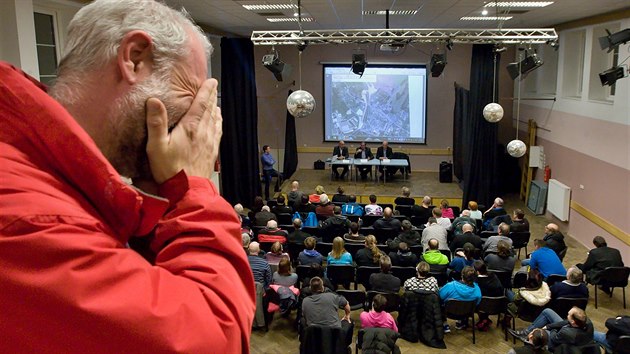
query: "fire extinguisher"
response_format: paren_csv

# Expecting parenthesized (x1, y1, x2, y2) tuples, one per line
(544, 165, 551, 183)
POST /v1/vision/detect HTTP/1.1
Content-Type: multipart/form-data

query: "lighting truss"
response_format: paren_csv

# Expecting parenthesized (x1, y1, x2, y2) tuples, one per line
(250, 28, 558, 46)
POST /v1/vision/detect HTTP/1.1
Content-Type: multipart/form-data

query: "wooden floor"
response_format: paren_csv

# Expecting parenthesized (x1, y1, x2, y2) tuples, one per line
(252, 173, 627, 354)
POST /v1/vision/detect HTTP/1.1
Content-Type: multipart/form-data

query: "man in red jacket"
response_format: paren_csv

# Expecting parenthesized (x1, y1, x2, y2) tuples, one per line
(0, 0, 255, 352)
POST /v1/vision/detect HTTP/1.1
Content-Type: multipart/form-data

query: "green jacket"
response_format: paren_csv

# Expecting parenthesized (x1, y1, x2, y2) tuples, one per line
(422, 250, 449, 265)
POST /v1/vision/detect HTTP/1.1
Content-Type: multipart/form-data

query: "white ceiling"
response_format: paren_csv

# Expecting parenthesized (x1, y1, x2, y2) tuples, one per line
(165, 0, 630, 37)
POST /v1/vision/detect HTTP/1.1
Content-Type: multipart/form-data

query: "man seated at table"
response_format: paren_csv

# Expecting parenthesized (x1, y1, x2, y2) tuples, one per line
(376, 141, 393, 181)
(332, 140, 349, 180)
(354, 141, 374, 180)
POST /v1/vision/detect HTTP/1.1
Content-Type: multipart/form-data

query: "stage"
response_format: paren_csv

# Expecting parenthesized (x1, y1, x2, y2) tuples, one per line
(278, 168, 464, 208)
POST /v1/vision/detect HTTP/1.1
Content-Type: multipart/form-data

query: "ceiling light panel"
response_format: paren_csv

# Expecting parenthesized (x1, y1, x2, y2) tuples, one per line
(362, 10, 418, 15)
(460, 16, 513, 21)
(484, 2, 553, 7)
(266, 17, 314, 22)
(242, 4, 297, 11)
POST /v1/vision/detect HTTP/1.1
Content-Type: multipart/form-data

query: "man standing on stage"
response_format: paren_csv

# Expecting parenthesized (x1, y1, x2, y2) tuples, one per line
(354, 141, 374, 180)
(261, 145, 281, 200)
(376, 141, 394, 181)
(332, 140, 349, 180)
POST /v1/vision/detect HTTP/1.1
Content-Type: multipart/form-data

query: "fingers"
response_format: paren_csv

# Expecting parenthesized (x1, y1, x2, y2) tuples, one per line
(146, 98, 168, 150)
(185, 79, 217, 123)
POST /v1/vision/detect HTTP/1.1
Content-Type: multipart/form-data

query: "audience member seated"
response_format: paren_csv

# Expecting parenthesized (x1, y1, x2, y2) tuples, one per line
(419, 239, 450, 267)
(483, 222, 513, 254)
(411, 196, 433, 222)
(234, 203, 251, 228)
(593, 315, 630, 354)
(251, 196, 265, 216)
(467, 201, 483, 220)
(404, 261, 439, 292)
(299, 237, 323, 266)
(242, 232, 252, 254)
(369, 255, 402, 293)
(254, 205, 276, 227)
(576, 236, 624, 295)
(272, 195, 293, 215)
(248, 242, 272, 289)
(360, 294, 399, 332)
(507, 269, 551, 313)
(509, 209, 530, 233)
(542, 223, 567, 258)
(508, 307, 593, 352)
(315, 194, 334, 218)
(449, 243, 478, 273)
(484, 240, 516, 272)
(302, 264, 335, 294)
(550, 266, 588, 300)
(289, 218, 311, 245)
(332, 186, 349, 204)
(389, 242, 418, 267)
(355, 235, 384, 267)
(287, 180, 303, 209)
(373, 207, 402, 230)
(394, 186, 415, 206)
(440, 199, 455, 219)
(450, 210, 476, 237)
(474, 260, 504, 331)
(301, 277, 353, 345)
(428, 207, 452, 229)
(266, 241, 290, 265)
(387, 220, 421, 250)
(507, 328, 551, 354)
(341, 194, 364, 216)
(327, 237, 353, 265)
(273, 257, 298, 287)
(365, 194, 384, 216)
(439, 266, 482, 330)
(421, 217, 448, 251)
(449, 223, 483, 252)
(482, 197, 507, 230)
(521, 239, 567, 279)
(309, 185, 325, 204)
(344, 222, 366, 243)
(297, 194, 317, 214)
(321, 206, 351, 234)
(262, 220, 289, 238)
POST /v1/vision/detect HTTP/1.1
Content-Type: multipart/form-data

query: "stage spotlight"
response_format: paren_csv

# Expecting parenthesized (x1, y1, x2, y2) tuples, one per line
(493, 46, 507, 53)
(262, 51, 292, 81)
(351, 53, 367, 77)
(430, 54, 447, 77)
(598, 28, 630, 53)
(599, 65, 627, 86)
(506, 52, 543, 80)
(446, 38, 454, 51)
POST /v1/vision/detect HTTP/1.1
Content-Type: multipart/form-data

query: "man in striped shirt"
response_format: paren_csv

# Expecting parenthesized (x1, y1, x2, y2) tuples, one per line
(248, 242, 272, 289)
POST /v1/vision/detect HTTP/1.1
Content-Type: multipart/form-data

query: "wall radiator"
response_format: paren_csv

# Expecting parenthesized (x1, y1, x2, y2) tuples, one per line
(547, 179, 571, 222)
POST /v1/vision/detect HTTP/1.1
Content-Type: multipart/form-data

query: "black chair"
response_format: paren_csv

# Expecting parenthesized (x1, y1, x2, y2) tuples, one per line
(337, 289, 367, 311)
(451, 206, 461, 217)
(509, 231, 531, 259)
(429, 271, 448, 287)
(590, 266, 630, 309)
(362, 215, 381, 227)
(395, 205, 413, 217)
(379, 203, 394, 211)
(266, 200, 278, 209)
(546, 274, 567, 287)
(287, 243, 305, 266)
(440, 249, 452, 261)
(444, 300, 477, 344)
(376, 244, 389, 255)
(409, 245, 424, 258)
(476, 296, 509, 340)
(365, 291, 401, 313)
(553, 342, 601, 354)
(345, 215, 360, 223)
(615, 336, 630, 354)
(345, 243, 364, 259)
(296, 265, 312, 288)
(326, 264, 355, 290)
(475, 219, 483, 232)
(302, 226, 321, 238)
(300, 325, 351, 354)
(488, 269, 513, 289)
(320, 225, 348, 243)
(549, 297, 588, 319)
(507, 301, 546, 343)
(276, 213, 294, 225)
(410, 215, 428, 227)
(251, 225, 266, 240)
(391, 266, 416, 284)
(512, 271, 528, 289)
(372, 228, 398, 244)
(316, 242, 333, 258)
(558, 247, 568, 261)
(355, 266, 380, 290)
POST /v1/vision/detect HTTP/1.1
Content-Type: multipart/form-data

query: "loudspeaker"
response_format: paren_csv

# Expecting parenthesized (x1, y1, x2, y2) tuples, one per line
(430, 54, 446, 77)
(439, 161, 452, 183)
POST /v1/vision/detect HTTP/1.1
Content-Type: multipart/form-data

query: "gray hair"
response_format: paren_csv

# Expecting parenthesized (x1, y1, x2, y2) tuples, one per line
(319, 194, 329, 204)
(51, 0, 211, 104)
(234, 203, 244, 214)
(266, 219, 278, 230)
(262, 205, 271, 212)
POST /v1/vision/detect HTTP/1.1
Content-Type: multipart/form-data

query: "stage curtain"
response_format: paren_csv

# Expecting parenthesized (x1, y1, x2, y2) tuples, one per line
(462, 44, 501, 208)
(453, 83, 469, 182)
(219, 37, 260, 207)
(283, 90, 298, 180)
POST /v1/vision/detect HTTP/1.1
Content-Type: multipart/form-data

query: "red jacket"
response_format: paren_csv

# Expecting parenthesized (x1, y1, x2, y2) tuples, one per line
(0, 62, 255, 353)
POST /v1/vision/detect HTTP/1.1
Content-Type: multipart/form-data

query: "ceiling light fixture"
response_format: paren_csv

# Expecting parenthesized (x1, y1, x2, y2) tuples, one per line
(506, 50, 543, 80)
(267, 17, 313, 23)
(242, 4, 297, 11)
(598, 28, 630, 53)
(460, 16, 513, 21)
(362, 10, 417, 15)
(430, 53, 447, 77)
(484, 1, 553, 7)
(351, 53, 367, 77)
(262, 48, 292, 81)
(481, 9, 489, 16)
(599, 65, 627, 86)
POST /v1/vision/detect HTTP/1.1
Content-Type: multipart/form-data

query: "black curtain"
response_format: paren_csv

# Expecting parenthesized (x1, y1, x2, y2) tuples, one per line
(461, 44, 501, 208)
(219, 37, 260, 207)
(283, 90, 298, 180)
(453, 83, 469, 181)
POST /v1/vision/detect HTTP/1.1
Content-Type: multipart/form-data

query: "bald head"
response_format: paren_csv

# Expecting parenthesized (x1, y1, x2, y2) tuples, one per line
(422, 196, 432, 206)
(428, 238, 439, 250)
(495, 198, 504, 207)
(291, 180, 299, 190)
(383, 207, 393, 218)
(462, 223, 474, 233)
(545, 223, 559, 233)
(266, 219, 278, 230)
(248, 241, 260, 255)
(461, 210, 470, 217)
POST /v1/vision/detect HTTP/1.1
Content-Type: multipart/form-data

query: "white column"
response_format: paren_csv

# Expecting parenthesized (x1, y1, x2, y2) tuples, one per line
(0, 0, 39, 77)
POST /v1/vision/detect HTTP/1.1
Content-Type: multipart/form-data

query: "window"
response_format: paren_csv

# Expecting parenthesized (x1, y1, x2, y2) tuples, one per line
(33, 12, 59, 86)
(561, 29, 586, 98)
(589, 23, 620, 101)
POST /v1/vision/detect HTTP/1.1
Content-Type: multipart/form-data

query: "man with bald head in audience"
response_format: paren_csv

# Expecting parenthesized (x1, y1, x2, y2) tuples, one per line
(411, 195, 434, 224)
(483, 197, 507, 230)
(543, 223, 567, 257)
(483, 222, 513, 254)
(287, 180, 303, 209)
(248, 242, 272, 289)
(373, 207, 402, 230)
(451, 209, 476, 236)
(450, 223, 483, 252)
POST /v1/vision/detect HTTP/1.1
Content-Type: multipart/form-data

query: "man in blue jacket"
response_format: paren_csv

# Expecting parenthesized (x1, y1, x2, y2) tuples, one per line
(439, 266, 481, 330)
(522, 239, 567, 279)
(261, 145, 281, 200)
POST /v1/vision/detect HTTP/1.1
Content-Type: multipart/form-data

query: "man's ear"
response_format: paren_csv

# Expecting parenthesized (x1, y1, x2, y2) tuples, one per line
(117, 30, 153, 84)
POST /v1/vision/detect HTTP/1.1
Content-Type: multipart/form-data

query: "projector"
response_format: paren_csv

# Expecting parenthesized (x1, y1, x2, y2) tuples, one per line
(379, 43, 405, 52)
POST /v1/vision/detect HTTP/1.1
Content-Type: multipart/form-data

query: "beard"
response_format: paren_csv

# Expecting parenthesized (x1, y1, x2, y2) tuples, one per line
(107, 73, 186, 181)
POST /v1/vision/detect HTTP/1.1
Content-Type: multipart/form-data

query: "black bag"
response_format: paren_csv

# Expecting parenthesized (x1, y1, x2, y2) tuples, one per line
(439, 161, 452, 183)
(314, 160, 325, 170)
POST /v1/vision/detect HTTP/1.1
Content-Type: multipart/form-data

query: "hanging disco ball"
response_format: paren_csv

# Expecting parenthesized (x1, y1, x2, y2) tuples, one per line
(483, 102, 504, 123)
(286, 90, 316, 118)
(507, 139, 527, 158)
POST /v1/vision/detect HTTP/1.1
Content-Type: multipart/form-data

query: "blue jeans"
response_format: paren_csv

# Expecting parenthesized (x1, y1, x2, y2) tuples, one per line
(521, 259, 530, 267)
(262, 169, 280, 200)
(506, 289, 515, 302)
(594, 331, 611, 353)
(526, 308, 563, 333)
